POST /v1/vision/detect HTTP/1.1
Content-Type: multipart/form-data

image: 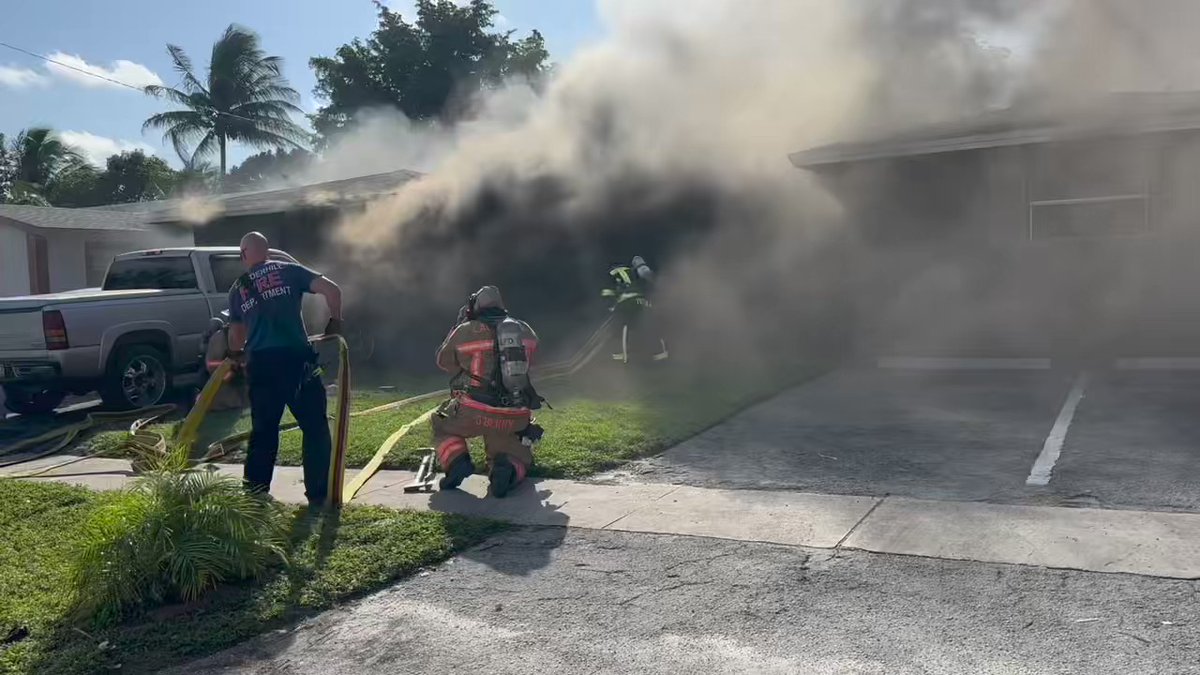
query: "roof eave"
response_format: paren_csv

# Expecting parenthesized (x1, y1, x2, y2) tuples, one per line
(790, 117, 1200, 169)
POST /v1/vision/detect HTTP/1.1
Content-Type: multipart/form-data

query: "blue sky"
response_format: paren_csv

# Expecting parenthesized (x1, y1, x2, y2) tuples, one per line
(0, 0, 603, 169)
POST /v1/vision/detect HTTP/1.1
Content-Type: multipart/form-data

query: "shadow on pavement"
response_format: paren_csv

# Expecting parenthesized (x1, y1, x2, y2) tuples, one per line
(429, 480, 569, 576)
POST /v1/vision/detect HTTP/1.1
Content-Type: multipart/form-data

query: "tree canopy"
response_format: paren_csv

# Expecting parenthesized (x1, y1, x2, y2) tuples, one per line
(143, 24, 309, 175)
(45, 151, 181, 207)
(0, 128, 88, 206)
(310, 0, 549, 139)
(226, 147, 313, 190)
(0, 126, 187, 207)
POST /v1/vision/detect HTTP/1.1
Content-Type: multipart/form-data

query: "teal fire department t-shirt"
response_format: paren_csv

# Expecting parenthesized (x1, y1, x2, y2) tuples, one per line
(228, 261, 319, 352)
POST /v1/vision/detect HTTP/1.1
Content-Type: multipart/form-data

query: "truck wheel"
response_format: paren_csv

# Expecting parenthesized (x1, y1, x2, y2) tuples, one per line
(101, 346, 170, 410)
(2, 385, 67, 416)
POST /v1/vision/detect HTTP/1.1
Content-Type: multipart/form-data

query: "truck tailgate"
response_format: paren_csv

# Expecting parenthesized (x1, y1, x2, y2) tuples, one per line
(0, 310, 44, 351)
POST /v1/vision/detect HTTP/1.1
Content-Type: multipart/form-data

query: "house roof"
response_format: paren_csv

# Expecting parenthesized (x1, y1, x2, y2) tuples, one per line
(790, 91, 1200, 168)
(0, 168, 424, 231)
(143, 168, 423, 223)
(0, 204, 155, 232)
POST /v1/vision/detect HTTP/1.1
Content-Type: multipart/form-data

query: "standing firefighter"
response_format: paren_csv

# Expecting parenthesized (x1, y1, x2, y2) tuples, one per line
(605, 255, 669, 364)
(432, 285, 544, 498)
(227, 232, 343, 507)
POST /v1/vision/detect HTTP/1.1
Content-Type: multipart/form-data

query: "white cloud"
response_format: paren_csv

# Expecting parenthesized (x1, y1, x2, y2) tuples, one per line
(0, 64, 47, 88)
(44, 52, 162, 90)
(58, 130, 157, 167)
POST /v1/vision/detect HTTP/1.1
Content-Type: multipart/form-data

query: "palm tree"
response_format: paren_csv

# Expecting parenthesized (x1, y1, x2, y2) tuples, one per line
(143, 25, 309, 177)
(4, 127, 87, 205)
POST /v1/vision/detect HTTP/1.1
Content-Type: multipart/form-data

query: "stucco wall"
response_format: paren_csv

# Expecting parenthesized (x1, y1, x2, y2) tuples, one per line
(0, 223, 30, 297)
(45, 231, 88, 291)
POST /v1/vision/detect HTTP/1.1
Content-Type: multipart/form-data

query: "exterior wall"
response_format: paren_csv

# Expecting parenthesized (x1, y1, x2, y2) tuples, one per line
(45, 231, 87, 291)
(815, 132, 1200, 360)
(0, 223, 30, 297)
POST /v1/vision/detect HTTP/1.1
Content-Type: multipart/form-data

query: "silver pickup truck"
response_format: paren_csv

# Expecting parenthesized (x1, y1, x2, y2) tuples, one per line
(0, 247, 328, 414)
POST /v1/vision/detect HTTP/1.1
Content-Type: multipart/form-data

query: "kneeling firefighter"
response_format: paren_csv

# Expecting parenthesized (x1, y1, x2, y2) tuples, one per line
(432, 285, 545, 498)
(604, 255, 668, 364)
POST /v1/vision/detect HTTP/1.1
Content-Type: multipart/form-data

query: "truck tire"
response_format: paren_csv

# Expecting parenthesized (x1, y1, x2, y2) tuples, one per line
(2, 385, 67, 416)
(100, 345, 171, 410)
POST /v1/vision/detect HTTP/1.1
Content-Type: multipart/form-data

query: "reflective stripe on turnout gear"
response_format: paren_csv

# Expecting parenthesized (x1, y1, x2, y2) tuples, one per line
(611, 266, 633, 286)
(457, 393, 533, 417)
(456, 339, 493, 380)
(503, 457, 528, 482)
(436, 436, 469, 468)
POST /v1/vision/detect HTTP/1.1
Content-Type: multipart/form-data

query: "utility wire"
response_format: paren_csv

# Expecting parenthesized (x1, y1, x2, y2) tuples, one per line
(0, 39, 261, 125)
(0, 39, 147, 90)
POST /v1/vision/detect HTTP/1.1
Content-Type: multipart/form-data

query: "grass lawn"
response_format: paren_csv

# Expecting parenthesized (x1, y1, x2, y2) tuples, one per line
(89, 362, 820, 479)
(0, 479, 505, 675)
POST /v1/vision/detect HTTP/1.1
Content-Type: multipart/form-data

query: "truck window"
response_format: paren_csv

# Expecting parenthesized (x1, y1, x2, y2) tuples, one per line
(210, 256, 245, 292)
(102, 257, 198, 291)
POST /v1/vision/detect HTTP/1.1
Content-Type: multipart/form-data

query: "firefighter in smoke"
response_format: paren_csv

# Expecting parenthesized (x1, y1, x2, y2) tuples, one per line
(604, 255, 669, 364)
(431, 285, 545, 498)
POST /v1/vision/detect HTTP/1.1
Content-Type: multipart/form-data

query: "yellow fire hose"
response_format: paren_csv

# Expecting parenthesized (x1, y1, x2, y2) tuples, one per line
(0, 357, 247, 479)
(3, 318, 615, 506)
(0, 404, 179, 475)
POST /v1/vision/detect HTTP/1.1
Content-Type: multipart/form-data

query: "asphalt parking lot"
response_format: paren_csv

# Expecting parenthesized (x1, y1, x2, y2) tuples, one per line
(616, 364, 1200, 513)
(1052, 369, 1200, 512)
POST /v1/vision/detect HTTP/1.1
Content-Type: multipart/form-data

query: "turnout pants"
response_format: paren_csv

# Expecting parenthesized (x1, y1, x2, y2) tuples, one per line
(431, 395, 533, 482)
(246, 348, 332, 504)
(612, 296, 669, 364)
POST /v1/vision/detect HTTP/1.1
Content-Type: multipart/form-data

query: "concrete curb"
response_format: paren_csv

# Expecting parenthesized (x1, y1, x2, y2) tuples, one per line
(6, 455, 1200, 580)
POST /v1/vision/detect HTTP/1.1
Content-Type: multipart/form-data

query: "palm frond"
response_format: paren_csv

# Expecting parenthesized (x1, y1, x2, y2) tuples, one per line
(228, 99, 306, 119)
(166, 44, 207, 96)
(142, 108, 207, 133)
(225, 116, 310, 148)
(144, 84, 209, 110)
(191, 131, 222, 163)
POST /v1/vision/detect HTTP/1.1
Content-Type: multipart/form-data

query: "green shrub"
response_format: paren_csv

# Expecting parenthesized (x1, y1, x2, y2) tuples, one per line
(70, 467, 289, 625)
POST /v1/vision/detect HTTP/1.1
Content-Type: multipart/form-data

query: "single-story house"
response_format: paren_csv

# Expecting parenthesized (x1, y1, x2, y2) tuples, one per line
(0, 204, 193, 297)
(791, 91, 1200, 362)
(142, 169, 423, 256)
(0, 170, 422, 299)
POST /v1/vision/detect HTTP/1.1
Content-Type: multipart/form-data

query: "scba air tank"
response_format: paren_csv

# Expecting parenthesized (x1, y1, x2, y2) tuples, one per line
(495, 317, 529, 403)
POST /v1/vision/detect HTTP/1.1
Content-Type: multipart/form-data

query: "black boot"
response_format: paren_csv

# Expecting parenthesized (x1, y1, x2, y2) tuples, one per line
(438, 454, 474, 491)
(489, 455, 519, 498)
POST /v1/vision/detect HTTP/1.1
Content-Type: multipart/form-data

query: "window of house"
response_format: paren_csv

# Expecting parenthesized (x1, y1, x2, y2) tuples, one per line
(1027, 139, 1154, 240)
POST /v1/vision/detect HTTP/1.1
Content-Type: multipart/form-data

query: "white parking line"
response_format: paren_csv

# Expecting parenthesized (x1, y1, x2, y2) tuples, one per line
(1115, 357, 1200, 371)
(877, 356, 1052, 371)
(1026, 372, 1088, 487)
